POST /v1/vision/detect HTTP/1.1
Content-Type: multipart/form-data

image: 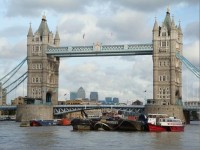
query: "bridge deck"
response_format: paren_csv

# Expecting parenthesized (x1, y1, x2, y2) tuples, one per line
(0, 105, 199, 112)
(46, 44, 153, 57)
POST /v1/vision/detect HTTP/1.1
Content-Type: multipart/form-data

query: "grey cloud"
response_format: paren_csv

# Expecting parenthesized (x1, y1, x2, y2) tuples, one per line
(183, 41, 199, 67)
(184, 21, 199, 41)
(4, 0, 199, 17)
(93, 0, 199, 14)
(0, 25, 27, 37)
(97, 11, 152, 43)
(58, 56, 153, 100)
(59, 18, 85, 34)
(5, 0, 91, 17)
(0, 39, 26, 60)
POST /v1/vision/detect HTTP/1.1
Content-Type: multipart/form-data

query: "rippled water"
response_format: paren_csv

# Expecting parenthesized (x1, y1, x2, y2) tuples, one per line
(0, 121, 199, 150)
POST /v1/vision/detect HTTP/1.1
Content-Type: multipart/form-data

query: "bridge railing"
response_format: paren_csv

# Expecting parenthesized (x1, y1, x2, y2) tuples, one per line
(53, 104, 145, 108)
(46, 44, 153, 57)
(53, 105, 145, 115)
(183, 105, 200, 111)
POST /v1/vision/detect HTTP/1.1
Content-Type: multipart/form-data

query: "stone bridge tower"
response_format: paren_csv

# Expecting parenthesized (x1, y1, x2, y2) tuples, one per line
(27, 15, 60, 105)
(145, 8, 185, 121)
(153, 8, 183, 105)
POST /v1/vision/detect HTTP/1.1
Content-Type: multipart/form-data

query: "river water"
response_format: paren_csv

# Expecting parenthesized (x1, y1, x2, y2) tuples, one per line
(0, 121, 199, 150)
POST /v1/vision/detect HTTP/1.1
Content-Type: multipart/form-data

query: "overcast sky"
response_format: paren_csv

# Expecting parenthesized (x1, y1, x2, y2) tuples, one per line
(0, 0, 199, 104)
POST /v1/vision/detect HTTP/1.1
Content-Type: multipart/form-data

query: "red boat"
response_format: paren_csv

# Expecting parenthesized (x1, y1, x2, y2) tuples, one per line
(57, 118, 71, 126)
(147, 114, 184, 132)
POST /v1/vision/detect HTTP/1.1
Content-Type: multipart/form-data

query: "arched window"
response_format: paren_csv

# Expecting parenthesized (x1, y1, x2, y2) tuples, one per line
(159, 76, 162, 81)
(163, 76, 166, 81)
(32, 78, 35, 83)
(162, 32, 166, 36)
(163, 89, 166, 94)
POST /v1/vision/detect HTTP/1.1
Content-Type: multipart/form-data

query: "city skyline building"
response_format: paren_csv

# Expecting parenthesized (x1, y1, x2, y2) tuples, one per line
(70, 92, 77, 100)
(68, 87, 120, 103)
(105, 97, 112, 103)
(90, 92, 98, 101)
(77, 87, 86, 99)
(113, 97, 119, 104)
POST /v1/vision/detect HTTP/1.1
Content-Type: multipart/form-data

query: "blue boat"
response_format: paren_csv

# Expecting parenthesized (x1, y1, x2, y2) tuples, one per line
(30, 120, 57, 126)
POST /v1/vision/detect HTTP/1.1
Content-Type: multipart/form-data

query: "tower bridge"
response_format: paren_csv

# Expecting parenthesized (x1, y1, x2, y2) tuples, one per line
(0, 9, 199, 122)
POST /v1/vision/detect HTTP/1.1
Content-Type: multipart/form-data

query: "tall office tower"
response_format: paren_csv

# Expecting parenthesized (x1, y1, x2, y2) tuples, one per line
(77, 87, 86, 99)
(113, 97, 119, 104)
(70, 92, 77, 100)
(90, 92, 98, 101)
(105, 97, 112, 103)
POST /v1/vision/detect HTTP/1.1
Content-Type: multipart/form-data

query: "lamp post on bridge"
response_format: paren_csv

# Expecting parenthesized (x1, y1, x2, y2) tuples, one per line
(64, 93, 68, 101)
(144, 90, 147, 105)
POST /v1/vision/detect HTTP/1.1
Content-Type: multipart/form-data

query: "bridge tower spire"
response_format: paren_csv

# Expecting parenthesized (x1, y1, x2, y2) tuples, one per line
(27, 15, 60, 105)
(54, 27, 60, 47)
(146, 8, 184, 121)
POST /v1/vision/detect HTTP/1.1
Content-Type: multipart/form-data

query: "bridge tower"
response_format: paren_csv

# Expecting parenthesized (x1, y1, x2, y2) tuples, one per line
(27, 15, 60, 105)
(146, 8, 185, 121)
(153, 8, 183, 105)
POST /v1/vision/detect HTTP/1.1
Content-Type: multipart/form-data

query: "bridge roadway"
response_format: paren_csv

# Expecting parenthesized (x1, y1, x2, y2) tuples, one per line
(46, 43, 153, 57)
(0, 105, 199, 114)
(53, 105, 144, 115)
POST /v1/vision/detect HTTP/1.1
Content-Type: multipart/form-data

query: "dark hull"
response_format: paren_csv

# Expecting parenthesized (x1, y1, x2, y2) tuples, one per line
(71, 118, 146, 131)
(94, 119, 146, 131)
(71, 118, 99, 130)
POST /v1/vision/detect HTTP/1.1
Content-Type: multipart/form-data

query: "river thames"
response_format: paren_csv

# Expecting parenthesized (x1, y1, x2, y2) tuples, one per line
(0, 121, 199, 150)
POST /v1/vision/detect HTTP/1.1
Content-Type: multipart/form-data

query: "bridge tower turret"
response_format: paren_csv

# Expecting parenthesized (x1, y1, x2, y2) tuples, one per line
(146, 8, 184, 121)
(27, 15, 60, 105)
(54, 28, 60, 47)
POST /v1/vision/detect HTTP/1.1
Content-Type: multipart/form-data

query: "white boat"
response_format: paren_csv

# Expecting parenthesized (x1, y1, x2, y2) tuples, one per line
(147, 114, 184, 132)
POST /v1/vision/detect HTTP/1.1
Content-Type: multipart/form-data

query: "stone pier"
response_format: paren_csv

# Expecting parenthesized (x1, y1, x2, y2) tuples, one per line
(16, 104, 53, 122)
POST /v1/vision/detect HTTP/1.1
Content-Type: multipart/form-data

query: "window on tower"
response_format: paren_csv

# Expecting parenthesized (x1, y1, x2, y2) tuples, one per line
(162, 41, 166, 47)
(159, 76, 162, 81)
(32, 46, 35, 52)
(163, 76, 166, 81)
(32, 77, 41, 83)
(162, 32, 166, 36)
(32, 78, 35, 83)
(32, 64, 35, 69)
(36, 37, 39, 42)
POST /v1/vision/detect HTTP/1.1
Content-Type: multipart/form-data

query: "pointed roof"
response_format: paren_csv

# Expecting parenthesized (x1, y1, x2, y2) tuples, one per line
(163, 7, 171, 31)
(55, 27, 60, 40)
(153, 17, 159, 31)
(36, 15, 50, 36)
(171, 16, 176, 29)
(178, 20, 182, 34)
(27, 23, 33, 37)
